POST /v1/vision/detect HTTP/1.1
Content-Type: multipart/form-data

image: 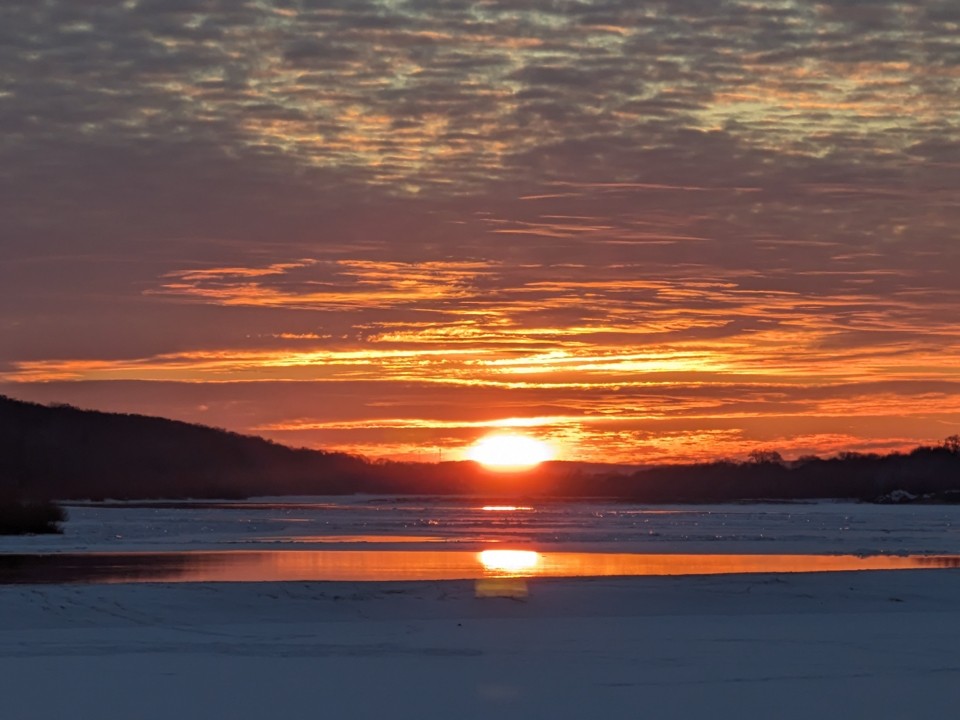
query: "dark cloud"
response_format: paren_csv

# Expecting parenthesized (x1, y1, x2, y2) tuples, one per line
(3, 0, 956, 203)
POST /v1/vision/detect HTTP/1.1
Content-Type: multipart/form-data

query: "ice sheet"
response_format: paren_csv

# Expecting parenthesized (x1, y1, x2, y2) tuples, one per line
(4, 497, 960, 556)
(4, 498, 960, 719)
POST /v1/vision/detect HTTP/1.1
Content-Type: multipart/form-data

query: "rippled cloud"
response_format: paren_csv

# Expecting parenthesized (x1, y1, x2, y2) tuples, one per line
(1, 0, 958, 462)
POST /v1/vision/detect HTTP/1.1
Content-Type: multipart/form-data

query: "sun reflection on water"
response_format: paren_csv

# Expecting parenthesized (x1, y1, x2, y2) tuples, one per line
(475, 549, 539, 598)
(5, 550, 960, 586)
(478, 549, 541, 575)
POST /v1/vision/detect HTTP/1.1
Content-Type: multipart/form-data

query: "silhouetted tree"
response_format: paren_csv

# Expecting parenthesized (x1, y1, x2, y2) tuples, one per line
(747, 449, 783, 464)
(0, 493, 66, 535)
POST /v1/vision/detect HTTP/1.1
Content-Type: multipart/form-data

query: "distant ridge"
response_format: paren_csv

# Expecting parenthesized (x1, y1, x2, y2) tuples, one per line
(2, 395, 960, 502)
(0, 395, 579, 499)
(0, 395, 369, 499)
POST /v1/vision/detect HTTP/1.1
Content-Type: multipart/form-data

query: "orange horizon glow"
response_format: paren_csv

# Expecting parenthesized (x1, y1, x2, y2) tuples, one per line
(3, 2, 959, 470)
(5, 252, 958, 465)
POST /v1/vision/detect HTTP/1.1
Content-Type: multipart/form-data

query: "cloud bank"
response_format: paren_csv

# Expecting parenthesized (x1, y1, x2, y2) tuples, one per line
(2, 0, 958, 461)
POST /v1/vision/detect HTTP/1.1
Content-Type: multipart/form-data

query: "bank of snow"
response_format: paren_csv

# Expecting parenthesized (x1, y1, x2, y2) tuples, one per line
(2, 571, 960, 719)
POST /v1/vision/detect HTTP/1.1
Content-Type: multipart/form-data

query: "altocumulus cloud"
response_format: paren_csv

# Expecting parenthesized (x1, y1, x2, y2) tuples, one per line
(1, 0, 958, 461)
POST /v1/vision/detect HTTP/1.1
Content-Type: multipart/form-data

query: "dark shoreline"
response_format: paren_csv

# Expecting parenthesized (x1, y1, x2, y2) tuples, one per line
(0, 499, 66, 536)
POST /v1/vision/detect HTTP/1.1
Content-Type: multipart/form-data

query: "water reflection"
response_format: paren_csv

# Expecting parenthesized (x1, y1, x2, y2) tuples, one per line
(475, 576, 530, 598)
(478, 549, 540, 574)
(251, 534, 454, 544)
(3, 550, 960, 585)
(476, 550, 538, 597)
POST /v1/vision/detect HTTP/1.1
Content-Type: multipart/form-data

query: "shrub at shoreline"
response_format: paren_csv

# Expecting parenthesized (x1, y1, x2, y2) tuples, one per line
(0, 499, 67, 535)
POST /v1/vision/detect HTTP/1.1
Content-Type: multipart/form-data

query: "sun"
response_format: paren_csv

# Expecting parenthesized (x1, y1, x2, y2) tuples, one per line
(465, 433, 555, 470)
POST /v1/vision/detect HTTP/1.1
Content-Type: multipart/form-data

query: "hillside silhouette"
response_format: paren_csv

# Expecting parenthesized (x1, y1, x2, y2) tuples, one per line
(2, 395, 960, 502)
(0, 395, 370, 499)
(0, 395, 569, 499)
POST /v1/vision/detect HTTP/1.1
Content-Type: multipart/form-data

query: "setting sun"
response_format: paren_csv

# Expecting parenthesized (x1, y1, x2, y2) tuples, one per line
(465, 433, 555, 470)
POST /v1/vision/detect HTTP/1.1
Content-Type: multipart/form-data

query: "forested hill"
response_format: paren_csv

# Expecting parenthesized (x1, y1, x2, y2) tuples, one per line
(0, 396, 569, 500)
(0, 395, 372, 499)
(612, 447, 960, 504)
(3, 395, 960, 502)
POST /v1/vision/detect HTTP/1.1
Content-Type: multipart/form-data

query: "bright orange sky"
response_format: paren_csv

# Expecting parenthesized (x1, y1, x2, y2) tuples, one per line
(2, 1, 959, 464)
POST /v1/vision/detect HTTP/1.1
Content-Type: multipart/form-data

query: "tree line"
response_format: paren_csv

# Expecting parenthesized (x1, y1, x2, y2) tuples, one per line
(2, 395, 959, 507)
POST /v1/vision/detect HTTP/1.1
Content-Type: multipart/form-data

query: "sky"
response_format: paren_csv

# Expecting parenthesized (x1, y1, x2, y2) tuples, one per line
(2, 0, 959, 464)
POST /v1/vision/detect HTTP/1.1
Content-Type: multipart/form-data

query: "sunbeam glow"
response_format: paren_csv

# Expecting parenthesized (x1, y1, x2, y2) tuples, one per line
(465, 434, 555, 470)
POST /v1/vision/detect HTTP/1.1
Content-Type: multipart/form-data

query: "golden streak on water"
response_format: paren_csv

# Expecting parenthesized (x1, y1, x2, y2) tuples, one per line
(478, 549, 541, 574)
(6, 550, 960, 585)
(475, 577, 529, 599)
(480, 505, 532, 512)
(250, 534, 451, 544)
(475, 549, 538, 598)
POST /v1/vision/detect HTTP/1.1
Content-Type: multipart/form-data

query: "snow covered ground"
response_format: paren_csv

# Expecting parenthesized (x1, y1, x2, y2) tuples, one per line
(3, 573, 960, 719)
(3, 499, 960, 718)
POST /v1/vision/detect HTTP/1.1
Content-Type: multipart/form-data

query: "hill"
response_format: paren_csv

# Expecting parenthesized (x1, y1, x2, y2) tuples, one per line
(2, 395, 960, 502)
(0, 395, 586, 499)
(0, 395, 371, 500)
(610, 449, 960, 504)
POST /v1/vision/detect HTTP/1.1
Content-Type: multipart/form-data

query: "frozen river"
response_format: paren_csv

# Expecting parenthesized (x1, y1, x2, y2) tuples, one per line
(5, 496, 960, 556)
(4, 498, 960, 719)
